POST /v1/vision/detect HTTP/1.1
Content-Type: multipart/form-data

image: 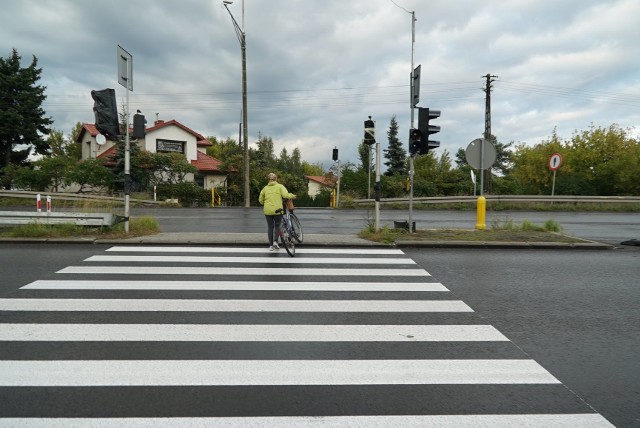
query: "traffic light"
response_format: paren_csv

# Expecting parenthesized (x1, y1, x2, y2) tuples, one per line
(363, 116, 375, 145)
(332, 147, 339, 161)
(133, 112, 146, 139)
(91, 89, 119, 138)
(409, 128, 421, 155)
(418, 108, 441, 154)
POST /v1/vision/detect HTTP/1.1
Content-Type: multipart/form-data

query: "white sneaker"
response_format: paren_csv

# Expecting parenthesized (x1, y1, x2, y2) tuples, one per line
(269, 245, 275, 251)
(272, 242, 280, 250)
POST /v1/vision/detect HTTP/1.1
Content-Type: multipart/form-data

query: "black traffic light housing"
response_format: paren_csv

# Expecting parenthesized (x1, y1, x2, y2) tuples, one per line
(332, 147, 339, 161)
(91, 88, 119, 138)
(409, 128, 421, 155)
(363, 116, 375, 145)
(418, 107, 441, 154)
(133, 113, 146, 139)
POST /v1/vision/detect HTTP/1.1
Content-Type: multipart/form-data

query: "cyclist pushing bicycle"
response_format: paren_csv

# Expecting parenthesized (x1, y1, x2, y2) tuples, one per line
(258, 173, 296, 252)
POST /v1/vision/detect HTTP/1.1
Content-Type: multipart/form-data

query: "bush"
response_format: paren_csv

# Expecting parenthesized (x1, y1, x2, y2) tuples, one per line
(156, 183, 211, 207)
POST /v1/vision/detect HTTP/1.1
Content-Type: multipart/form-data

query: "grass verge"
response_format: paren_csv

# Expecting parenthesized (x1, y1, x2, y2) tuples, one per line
(0, 216, 160, 239)
(359, 218, 584, 244)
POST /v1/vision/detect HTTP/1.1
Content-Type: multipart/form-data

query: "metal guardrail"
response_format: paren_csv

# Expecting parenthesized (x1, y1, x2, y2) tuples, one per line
(0, 190, 161, 205)
(0, 211, 126, 227)
(353, 195, 640, 205)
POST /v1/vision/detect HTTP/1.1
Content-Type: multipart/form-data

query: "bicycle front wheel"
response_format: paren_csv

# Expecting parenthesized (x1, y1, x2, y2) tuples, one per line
(279, 222, 295, 257)
(290, 213, 303, 243)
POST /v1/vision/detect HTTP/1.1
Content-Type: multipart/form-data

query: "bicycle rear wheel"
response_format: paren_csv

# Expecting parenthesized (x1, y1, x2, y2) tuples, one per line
(279, 222, 295, 257)
(290, 213, 303, 243)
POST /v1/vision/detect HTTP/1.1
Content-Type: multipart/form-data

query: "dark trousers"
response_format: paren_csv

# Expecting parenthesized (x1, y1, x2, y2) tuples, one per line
(265, 214, 281, 245)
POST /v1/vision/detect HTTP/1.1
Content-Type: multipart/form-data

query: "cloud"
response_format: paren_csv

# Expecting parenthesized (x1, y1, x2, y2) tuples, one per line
(1, 0, 638, 171)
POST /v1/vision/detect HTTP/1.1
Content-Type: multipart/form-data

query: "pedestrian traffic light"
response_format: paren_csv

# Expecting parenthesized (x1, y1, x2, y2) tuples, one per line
(91, 89, 119, 138)
(418, 108, 441, 154)
(363, 116, 375, 145)
(133, 112, 146, 139)
(409, 128, 421, 155)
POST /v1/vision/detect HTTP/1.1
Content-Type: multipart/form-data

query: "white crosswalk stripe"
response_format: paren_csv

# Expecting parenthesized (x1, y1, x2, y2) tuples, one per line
(22, 280, 448, 291)
(0, 245, 613, 426)
(0, 324, 506, 342)
(57, 265, 429, 276)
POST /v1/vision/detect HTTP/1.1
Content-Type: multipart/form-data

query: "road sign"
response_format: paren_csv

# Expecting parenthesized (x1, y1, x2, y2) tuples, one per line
(465, 138, 496, 170)
(549, 153, 563, 171)
(411, 65, 421, 107)
(117, 45, 133, 91)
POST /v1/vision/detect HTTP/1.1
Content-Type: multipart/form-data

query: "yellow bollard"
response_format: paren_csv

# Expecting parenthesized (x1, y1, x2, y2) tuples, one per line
(475, 196, 486, 230)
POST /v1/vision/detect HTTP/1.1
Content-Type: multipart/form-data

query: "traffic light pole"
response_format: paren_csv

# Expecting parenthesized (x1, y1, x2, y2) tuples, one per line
(375, 140, 381, 231)
(408, 10, 416, 233)
(124, 87, 130, 233)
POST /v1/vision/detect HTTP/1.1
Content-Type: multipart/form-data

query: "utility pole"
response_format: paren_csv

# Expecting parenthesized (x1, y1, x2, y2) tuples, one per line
(223, 0, 250, 207)
(482, 74, 498, 195)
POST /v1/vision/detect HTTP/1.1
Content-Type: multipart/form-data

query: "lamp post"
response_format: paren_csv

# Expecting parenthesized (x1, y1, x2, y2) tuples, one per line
(223, 0, 250, 207)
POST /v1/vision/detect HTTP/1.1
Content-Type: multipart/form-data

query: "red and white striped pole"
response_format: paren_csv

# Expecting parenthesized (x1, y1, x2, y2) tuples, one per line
(46, 195, 51, 213)
(36, 194, 42, 212)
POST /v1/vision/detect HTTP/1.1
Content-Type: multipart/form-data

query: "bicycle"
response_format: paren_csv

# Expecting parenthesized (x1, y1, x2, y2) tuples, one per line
(287, 200, 303, 244)
(275, 200, 303, 257)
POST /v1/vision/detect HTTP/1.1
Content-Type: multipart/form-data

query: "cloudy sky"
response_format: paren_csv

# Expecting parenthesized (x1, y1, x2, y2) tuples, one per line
(2, 0, 639, 170)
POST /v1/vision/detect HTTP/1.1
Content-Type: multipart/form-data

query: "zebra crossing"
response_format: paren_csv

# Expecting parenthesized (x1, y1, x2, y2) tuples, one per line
(0, 245, 612, 427)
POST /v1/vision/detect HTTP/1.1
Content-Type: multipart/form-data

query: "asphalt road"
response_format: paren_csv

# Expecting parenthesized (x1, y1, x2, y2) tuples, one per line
(130, 206, 640, 245)
(405, 247, 640, 428)
(0, 242, 638, 425)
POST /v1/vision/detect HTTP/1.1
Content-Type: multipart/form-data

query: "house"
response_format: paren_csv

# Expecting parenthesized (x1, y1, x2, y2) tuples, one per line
(305, 175, 336, 198)
(76, 119, 227, 190)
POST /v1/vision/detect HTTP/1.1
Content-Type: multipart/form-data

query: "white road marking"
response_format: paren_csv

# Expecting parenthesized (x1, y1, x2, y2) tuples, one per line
(0, 359, 559, 386)
(56, 266, 429, 276)
(106, 246, 406, 255)
(21, 280, 448, 292)
(0, 414, 615, 428)
(85, 255, 415, 265)
(0, 298, 472, 312)
(0, 324, 508, 342)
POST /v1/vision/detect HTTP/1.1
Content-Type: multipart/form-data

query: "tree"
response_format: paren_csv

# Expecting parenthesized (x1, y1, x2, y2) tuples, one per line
(66, 158, 113, 193)
(138, 152, 197, 186)
(207, 136, 243, 206)
(357, 143, 373, 173)
(383, 115, 407, 176)
(0, 49, 53, 176)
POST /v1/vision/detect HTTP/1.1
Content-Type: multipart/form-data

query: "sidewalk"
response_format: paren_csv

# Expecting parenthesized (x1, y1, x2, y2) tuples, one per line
(0, 232, 615, 249)
(100, 232, 614, 249)
(100, 233, 383, 247)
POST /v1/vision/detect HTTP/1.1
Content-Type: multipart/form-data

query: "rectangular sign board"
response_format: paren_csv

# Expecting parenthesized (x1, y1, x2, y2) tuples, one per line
(117, 45, 133, 91)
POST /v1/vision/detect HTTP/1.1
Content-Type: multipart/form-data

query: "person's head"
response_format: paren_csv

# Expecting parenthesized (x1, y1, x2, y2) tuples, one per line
(268, 173, 277, 182)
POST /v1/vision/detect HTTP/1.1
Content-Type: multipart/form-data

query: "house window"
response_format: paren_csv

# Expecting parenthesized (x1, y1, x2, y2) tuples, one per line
(195, 175, 205, 188)
(156, 139, 185, 154)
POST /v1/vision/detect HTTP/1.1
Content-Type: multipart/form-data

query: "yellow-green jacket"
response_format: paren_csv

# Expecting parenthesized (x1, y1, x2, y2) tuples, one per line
(259, 181, 295, 215)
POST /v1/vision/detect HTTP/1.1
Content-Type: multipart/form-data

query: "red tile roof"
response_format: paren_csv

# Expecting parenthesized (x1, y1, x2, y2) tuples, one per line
(305, 175, 336, 188)
(192, 151, 223, 173)
(96, 145, 117, 167)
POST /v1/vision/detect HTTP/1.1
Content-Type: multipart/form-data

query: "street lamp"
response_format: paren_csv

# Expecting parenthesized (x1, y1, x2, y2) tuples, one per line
(222, 0, 250, 207)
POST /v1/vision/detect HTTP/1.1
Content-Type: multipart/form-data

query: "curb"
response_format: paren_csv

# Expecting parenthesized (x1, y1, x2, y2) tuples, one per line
(0, 235, 616, 249)
(394, 240, 615, 250)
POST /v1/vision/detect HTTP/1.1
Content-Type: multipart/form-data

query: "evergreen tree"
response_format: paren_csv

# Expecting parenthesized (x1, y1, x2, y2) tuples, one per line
(383, 115, 407, 176)
(0, 48, 53, 183)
